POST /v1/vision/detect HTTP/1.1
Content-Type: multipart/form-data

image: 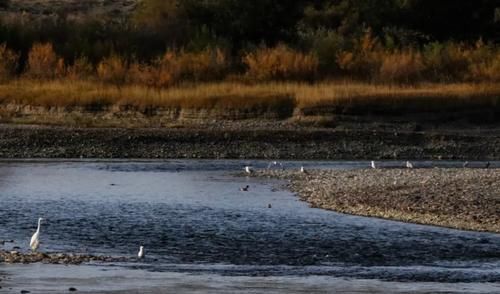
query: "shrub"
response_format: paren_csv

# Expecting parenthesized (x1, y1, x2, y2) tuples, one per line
(422, 42, 470, 82)
(336, 30, 384, 79)
(468, 54, 500, 82)
(465, 41, 500, 82)
(127, 62, 165, 88)
(66, 57, 95, 80)
(378, 50, 425, 83)
(0, 43, 19, 82)
(243, 45, 318, 81)
(127, 48, 229, 88)
(175, 48, 228, 82)
(299, 28, 348, 74)
(25, 43, 60, 79)
(97, 55, 128, 86)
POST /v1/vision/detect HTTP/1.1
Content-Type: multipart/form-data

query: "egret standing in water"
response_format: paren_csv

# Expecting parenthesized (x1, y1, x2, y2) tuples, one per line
(244, 166, 253, 174)
(138, 246, 145, 259)
(30, 217, 43, 252)
(406, 161, 414, 169)
(371, 161, 377, 169)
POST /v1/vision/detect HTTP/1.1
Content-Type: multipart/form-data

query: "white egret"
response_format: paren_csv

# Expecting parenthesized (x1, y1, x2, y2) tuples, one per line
(138, 246, 145, 259)
(300, 166, 305, 173)
(371, 161, 377, 169)
(406, 161, 414, 169)
(244, 166, 253, 174)
(30, 217, 43, 252)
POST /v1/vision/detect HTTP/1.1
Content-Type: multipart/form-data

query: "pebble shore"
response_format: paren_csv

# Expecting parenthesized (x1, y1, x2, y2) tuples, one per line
(256, 168, 500, 233)
(1, 124, 500, 159)
(0, 250, 127, 265)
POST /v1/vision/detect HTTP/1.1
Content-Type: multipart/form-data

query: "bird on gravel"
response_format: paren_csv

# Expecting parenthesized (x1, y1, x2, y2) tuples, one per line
(406, 161, 414, 169)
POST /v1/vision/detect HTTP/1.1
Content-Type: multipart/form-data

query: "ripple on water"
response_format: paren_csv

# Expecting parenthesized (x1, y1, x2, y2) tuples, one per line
(0, 160, 499, 283)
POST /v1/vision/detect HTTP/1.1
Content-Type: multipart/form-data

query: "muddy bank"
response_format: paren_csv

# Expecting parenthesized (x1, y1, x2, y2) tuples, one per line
(1, 124, 500, 159)
(255, 168, 500, 233)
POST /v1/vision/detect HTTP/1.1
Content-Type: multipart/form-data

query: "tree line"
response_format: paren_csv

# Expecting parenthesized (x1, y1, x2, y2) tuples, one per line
(0, 0, 498, 84)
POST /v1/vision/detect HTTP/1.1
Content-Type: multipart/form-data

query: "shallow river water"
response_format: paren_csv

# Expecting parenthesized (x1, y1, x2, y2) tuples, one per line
(0, 160, 499, 293)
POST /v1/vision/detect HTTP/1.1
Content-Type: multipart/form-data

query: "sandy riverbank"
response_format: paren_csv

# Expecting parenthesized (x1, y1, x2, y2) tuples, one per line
(255, 168, 500, 233)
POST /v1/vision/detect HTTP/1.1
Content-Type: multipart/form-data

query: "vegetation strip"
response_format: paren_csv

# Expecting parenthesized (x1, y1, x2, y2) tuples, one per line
(0, 81, 499, 127)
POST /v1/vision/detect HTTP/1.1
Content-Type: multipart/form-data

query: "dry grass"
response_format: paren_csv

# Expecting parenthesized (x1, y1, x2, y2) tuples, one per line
(0, 79, 499, 115)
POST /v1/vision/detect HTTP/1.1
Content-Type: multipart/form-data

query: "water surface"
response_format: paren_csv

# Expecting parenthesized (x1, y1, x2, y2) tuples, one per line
(0, 160, 499, 293)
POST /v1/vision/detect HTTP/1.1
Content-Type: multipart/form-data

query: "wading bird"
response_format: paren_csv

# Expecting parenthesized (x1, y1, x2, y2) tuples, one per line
(240, 185, 250, 192)
(30, 217, 43, 252)
(463, 161, 470, 168)
(138, 246, 145, 259)
(371, 161, 377, 169)
(244, 166, 253, 174)
(406, 161, 414, 169)
(267, 161, 284, 170)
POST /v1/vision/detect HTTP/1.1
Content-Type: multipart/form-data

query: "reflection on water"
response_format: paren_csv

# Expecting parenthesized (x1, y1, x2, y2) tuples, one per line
(0, 160, 499, 285)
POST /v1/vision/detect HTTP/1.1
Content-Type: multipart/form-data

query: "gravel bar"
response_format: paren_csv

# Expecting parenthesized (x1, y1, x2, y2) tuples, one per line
(256, 168, 500, 233)
(1, 124, 500, 159)
(0, 250, 127, 265)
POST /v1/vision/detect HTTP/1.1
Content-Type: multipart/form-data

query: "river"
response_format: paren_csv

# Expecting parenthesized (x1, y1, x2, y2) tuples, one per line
(0, 160, 499, 293)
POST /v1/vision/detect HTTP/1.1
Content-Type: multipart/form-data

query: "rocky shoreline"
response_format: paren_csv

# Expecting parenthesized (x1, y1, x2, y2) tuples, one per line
(255, 168, 500, 233)
(1, 123, 500, 159)
(0, 250, 127, 265)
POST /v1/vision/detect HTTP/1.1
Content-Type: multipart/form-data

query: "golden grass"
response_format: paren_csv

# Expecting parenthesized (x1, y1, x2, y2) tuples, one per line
(0, 79, 499, 113)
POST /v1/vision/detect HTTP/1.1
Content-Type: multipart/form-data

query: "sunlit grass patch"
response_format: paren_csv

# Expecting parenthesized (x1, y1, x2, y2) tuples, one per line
(0, 79, 498, 117)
